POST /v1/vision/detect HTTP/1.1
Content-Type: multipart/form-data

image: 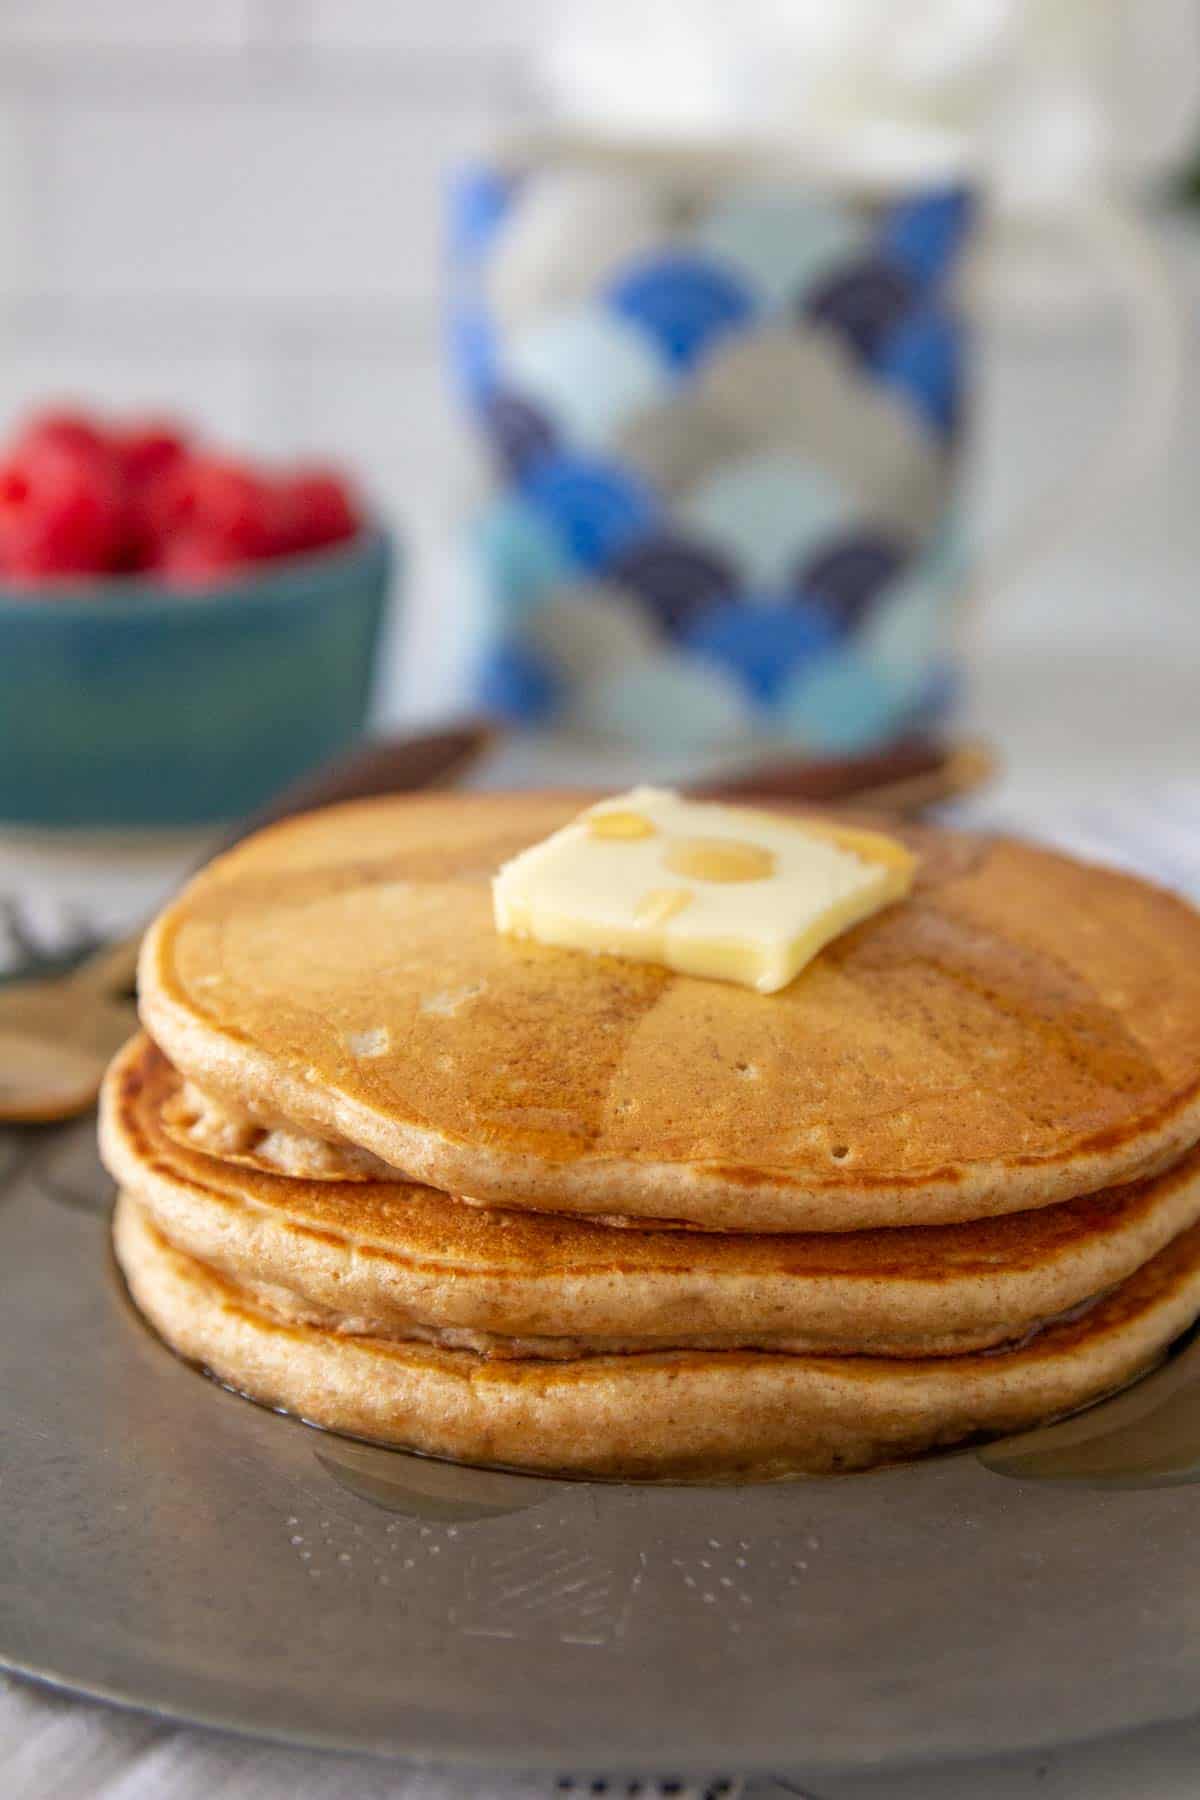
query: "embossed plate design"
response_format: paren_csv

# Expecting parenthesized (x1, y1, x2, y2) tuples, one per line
(3, 1117, 1200, 1777)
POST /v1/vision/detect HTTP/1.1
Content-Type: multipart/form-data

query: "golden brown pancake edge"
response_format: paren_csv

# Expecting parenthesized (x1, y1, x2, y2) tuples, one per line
(113, 1189, 1200, 1481)
(103, 1032, 1200, 1360)
(139, 793, 1200, 1231)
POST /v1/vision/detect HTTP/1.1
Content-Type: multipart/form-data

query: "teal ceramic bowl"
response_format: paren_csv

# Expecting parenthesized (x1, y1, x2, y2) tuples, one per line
(0, 529, 394, 828)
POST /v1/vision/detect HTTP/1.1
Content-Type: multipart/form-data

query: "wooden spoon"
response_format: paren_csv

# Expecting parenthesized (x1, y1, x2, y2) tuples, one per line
(0, 936, 141, 1122)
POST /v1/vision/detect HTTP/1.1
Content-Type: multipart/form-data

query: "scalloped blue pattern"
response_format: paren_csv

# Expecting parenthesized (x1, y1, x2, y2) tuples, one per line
(679, 452, 861, 590)
(794, 531, 910, 633)
(448, 166, 519, 260)
(780, 650, 905, 752)
(682, 599, 838, 706)
(447, 306, 496, 404)
(449, 156, 976, 750)
(503, 305, 670, 448)
(578, 651, 750, 751)
(607, 251, 757, 371)
(521, 453, 658, 572)
(874, 309, 965, 437)
(470, 495, 572, 619)
(805, 255, 917, 361)
(696, 188, 865, 308)
(881, 186, 975, 289)
(481, 388, 558, 478)
(476, 640, 561, 724)
(609, 532, 737, 635)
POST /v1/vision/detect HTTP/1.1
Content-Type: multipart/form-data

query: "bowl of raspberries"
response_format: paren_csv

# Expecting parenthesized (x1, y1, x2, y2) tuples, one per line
(0, 407, 394, 828)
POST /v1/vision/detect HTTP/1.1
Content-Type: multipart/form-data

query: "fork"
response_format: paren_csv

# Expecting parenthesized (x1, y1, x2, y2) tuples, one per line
(0, 894, 109, 983)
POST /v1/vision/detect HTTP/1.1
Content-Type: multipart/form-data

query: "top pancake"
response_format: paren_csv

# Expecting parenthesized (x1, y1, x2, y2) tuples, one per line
(139, 792, 1200, 1232)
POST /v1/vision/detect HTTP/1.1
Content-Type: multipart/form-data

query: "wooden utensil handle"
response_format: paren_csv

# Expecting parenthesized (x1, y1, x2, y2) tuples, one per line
(690, 736, 993, 813)
(217, 720, 499, 854)
(237, 726, 991, 842)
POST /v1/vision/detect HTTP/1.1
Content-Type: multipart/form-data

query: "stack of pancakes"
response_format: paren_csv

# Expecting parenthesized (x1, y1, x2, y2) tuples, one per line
(102, 794, 1200, 1480)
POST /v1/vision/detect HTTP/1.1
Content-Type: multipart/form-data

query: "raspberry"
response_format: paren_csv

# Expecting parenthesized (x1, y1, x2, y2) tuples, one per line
(16, 407, 110, 463)
(116, 420, 189, 489)
(156, 530, 249, 588)
(0, 439, 125, 578)
(272, 466, 362, 555)
(116, 426, 190, 570)
(0, 408, 364, 587)
(149, 454, 276, 559)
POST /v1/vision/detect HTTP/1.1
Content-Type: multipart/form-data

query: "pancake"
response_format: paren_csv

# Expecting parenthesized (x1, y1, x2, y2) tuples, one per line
(161, 1077, 391, 1181)
(139, 793, 1200, 1232)
(103, 1034, 1200, 1359)
(113, 1188, 1200, 1480)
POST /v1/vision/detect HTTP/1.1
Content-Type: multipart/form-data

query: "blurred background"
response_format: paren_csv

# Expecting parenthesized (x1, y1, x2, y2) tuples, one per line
(1, 0, 1200, 938)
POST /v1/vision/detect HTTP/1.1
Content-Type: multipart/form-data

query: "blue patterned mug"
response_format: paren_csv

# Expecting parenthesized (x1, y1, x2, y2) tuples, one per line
(448, 138, 1174, 755)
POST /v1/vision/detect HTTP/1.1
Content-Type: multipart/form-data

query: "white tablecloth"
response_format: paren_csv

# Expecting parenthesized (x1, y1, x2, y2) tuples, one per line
(14, 1670, 1200, 1800)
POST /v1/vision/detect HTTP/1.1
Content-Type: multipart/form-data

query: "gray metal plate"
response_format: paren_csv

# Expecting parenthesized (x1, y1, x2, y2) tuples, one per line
(3, 1118, 1200, 1778)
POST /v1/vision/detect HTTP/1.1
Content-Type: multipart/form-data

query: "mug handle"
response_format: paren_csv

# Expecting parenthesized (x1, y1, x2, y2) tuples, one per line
(970, 196, 1183, 607)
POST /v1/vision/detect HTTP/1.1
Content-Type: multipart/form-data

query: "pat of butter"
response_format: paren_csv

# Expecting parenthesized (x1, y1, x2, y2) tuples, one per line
(492, 787, 917, 994)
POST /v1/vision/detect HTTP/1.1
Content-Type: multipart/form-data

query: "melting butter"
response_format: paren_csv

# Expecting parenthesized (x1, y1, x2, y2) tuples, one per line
(635, 887, 694, 926)
(665, 837, 776, 883)
(588, 809, 656, 840)
(493, 787, 917, 994)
